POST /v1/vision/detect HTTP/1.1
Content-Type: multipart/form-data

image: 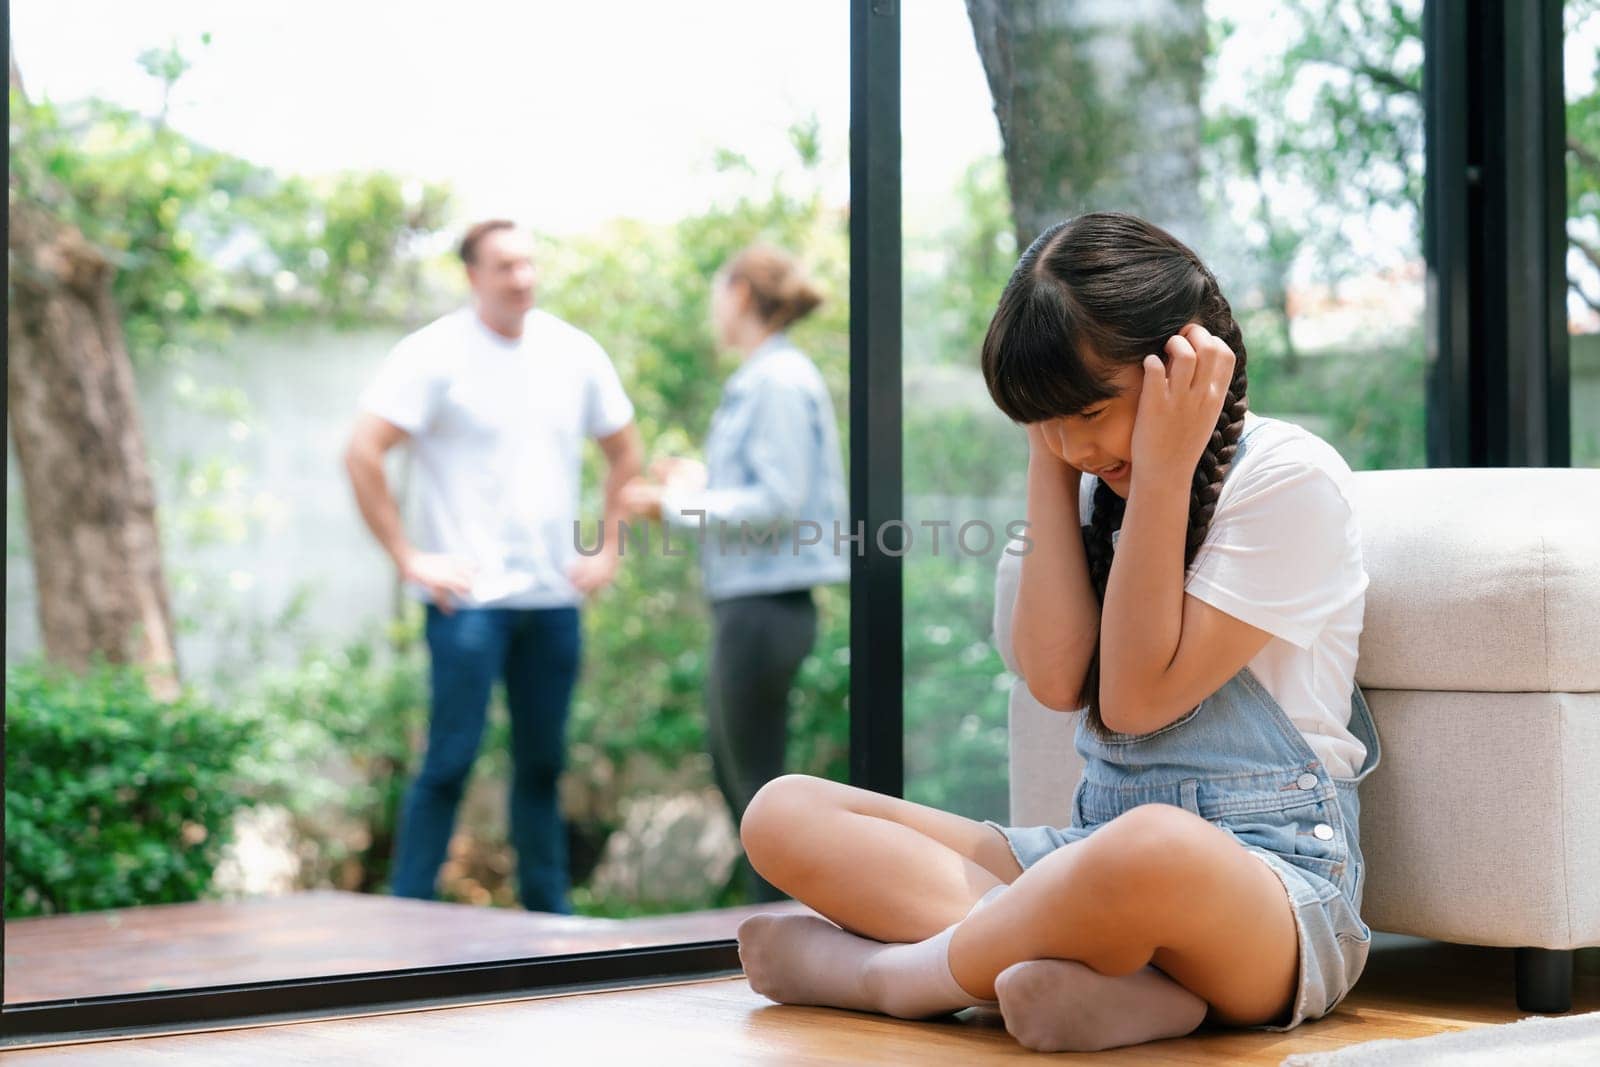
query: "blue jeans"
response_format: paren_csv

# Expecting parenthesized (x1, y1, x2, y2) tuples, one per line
(390, 604, 581, 913)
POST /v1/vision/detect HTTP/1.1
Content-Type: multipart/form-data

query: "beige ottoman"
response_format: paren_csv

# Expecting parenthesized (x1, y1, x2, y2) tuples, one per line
(995, 466, 1600, 1012)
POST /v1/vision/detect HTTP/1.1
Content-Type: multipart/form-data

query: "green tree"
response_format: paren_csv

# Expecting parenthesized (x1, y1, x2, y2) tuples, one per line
(966, 0, 1209, 247)
(8, 40, 454, 679)
(1205, 0, 1423, 368)
(464, 121, 857, 906)
(1566, 0, 1600, 317)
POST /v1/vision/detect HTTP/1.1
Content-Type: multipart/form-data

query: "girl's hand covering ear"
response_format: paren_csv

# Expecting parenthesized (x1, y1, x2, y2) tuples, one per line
(1027, 420, 1079, 473)
(1130, 322, 1235, 483)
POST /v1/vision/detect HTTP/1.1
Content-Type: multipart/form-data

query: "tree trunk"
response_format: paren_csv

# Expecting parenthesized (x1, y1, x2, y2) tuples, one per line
(7, 198, 180, 693)
(966, 0, 1208, 249)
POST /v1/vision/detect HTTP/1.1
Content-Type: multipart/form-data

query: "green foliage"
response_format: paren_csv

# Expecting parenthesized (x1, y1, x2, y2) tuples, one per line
(539, 119, 848, 455)
(1246, 331, 1428, 470)
(1229, 0, 1424, 279)
(787, 585, 852, 784)
(7, 49, 456, 737)
(541, 118, 854, 818)
(236, 124, 863, 914)
(9, 91, 254, 363)
(7, 86, 453, 366)
(2, 619, 429, 914)
(905, 406, 1027, 498)
(137, 40, 197, 94)
(1195, 1, 1431, 469)
(237, 172, 453, 327)
(8, 4, 1477, 925)
(905, 157, 1016, 371)
(1566, 0, 1600, 324)
(4, 662, 257, 918)
(234, 616, 428, 893)
(903, 553, 1013, 820)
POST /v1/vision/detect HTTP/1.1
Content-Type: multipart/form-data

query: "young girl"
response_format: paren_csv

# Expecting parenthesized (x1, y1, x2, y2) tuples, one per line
(734, 212, 1382, 1052)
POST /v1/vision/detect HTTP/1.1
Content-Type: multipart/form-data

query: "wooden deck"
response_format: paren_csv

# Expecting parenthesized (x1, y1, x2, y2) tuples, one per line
(5, 893, 1597, 1062)
(4, 890, 805, 1002)
(6, 938, 1599, 1063)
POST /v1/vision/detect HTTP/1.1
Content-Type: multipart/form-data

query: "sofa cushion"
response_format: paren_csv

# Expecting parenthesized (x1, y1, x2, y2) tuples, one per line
(1005, 681, 1085, 829)
(1004, 684, 1600, 949)
(1356, 688, 1600, 949)
(1351, 468, 1600, 693)
(996, 467, 1600, 952)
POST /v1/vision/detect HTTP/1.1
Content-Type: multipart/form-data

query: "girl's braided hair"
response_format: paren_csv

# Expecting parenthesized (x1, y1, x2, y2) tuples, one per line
(980, 212, 1250, 739)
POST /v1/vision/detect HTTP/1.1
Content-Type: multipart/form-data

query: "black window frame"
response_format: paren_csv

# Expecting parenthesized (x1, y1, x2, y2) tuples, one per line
(1426, 0, 1570, 466)
(0, 0, 1576, 1048)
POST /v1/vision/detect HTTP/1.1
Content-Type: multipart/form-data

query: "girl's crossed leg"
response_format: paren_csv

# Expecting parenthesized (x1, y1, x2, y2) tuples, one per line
(741, 773, 1023, 940)
(737, 774, 1300, 1050)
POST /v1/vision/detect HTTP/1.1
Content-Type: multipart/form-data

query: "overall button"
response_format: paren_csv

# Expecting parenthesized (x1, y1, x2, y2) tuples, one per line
(1313, 823, 1335, 841)
(1296, 773, 1319, 790)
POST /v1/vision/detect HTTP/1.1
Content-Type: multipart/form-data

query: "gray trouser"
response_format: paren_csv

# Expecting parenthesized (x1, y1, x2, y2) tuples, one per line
(707, 587, 818, 902)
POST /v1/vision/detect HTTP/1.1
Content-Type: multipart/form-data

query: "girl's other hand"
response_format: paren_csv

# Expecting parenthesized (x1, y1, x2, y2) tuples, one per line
(1027, 420, 1080, 474)
(1129, 323, 1235, 483)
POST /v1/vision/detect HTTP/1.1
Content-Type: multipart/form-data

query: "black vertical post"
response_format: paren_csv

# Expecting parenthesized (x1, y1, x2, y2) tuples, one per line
(1532, 0, 1572, 466)
(1425, 0, 1570, 467)
(849, 0, 903, 797)
(1492, 0, 1570, 465)
(1423, 0, 1476, 468)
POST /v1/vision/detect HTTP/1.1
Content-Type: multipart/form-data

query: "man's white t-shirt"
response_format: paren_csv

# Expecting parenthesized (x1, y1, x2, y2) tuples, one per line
(1078, 409, 1371, 778)
(358, 306, 634, 609)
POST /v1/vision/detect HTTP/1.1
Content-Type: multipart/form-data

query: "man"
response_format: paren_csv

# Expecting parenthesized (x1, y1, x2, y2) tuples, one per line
(344, 220, 641, 913)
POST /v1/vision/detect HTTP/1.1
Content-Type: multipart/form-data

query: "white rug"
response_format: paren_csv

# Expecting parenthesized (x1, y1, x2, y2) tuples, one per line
(1279, 1011, 1600, 1066)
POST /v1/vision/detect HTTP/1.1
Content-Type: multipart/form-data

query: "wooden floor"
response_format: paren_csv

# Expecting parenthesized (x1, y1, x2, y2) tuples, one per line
(6, 934, 1598, 1063)
(4, 890, 807, 1002)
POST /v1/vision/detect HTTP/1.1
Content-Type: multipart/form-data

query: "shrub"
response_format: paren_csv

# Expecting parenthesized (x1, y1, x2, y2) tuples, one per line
(4, 660, 257, 917)
(235, 622, 428, 893)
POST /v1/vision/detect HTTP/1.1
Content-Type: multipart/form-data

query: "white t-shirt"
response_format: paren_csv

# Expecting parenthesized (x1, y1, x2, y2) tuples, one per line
(358, 306, 635, 609)
(1079, 410, 1370, 778)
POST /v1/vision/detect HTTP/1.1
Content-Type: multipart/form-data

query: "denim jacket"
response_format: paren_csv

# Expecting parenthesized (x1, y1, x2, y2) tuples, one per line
(661, 333, 851, 601)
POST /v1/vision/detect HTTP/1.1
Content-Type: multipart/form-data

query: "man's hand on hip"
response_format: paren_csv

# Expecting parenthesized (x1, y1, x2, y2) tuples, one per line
(568, 546, 620, 597)
(401, 552, 476, 615)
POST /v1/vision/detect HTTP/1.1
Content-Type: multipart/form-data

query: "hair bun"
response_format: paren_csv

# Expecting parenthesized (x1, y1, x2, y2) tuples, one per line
(725, 244, 824, 329)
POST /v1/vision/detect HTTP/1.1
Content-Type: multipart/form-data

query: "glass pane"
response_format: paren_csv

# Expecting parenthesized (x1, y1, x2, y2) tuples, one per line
(1568, 0, 1600, 466)
(901, 0, 1428, 823)
(6, 1, 850, 1003)
(899, 8, 1024, 823)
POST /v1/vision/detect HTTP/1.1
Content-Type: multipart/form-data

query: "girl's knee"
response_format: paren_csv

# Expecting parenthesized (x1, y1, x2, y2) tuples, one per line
(1070, 804, 1209, 896)
(740, 773, 825, 859)
(1106, 803, 1208, 854)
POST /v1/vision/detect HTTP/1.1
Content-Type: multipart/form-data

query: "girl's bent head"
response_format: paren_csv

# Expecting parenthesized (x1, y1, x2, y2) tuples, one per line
(981, 211, 1252, 735)
(982, 211, 1245, 430)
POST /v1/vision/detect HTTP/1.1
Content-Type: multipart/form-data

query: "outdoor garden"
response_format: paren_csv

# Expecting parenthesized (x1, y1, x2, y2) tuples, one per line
(7, 0, 1599, 929)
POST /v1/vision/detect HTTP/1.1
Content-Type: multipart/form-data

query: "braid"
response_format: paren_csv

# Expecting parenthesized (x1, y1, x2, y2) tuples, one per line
(1076, 290, 1251, 739)
(1075, 480, 1125, 736)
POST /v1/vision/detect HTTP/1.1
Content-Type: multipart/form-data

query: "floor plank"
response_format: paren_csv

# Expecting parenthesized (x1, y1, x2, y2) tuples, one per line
(3, 891, 807, 1002)
(6, 934, 1598, 1064)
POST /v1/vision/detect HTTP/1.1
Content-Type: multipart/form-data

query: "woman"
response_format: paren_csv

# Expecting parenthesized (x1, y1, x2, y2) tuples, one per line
(623, 243, 849, 902)
(732, 212, 1381, 1053)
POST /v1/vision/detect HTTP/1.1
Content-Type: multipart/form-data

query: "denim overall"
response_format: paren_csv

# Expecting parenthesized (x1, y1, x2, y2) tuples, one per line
(987, 420, 1385, 1031)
